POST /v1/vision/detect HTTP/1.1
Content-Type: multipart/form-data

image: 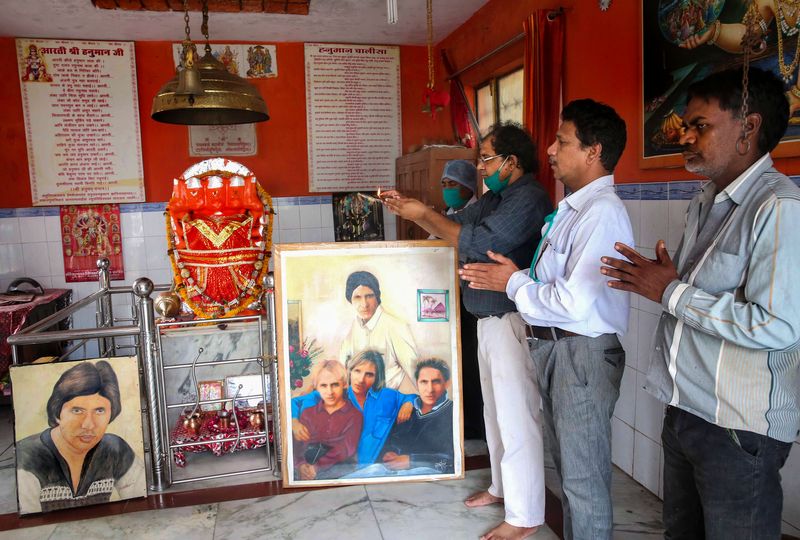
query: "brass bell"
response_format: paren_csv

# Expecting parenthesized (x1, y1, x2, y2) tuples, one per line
(151, 48, 269, 125)
(175, 65, 204, 97)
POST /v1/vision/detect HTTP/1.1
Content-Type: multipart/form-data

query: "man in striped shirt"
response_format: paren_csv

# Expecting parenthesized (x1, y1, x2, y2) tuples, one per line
(602, 67, 800, 539)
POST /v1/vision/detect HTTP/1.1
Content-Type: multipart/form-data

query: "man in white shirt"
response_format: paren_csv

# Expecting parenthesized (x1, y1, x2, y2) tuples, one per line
(460, 99, 633, 540)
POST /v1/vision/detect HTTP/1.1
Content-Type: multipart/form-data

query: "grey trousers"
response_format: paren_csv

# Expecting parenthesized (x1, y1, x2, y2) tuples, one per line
(529, 333, 625, 540)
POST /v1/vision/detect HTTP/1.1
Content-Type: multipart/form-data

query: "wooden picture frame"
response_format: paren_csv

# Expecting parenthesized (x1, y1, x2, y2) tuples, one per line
(640, 0, 800, 169)
(275, 241, 464, 487)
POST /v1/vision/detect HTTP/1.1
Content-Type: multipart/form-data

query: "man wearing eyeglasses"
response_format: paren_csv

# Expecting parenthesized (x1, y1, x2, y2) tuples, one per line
(459, 100, 633, 540)
(382, 122, 552, 540)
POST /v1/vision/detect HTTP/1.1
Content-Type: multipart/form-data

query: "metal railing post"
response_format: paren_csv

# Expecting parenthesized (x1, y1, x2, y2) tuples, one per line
(96, 258, 114, 356)
(265, 272, 281, 475)
(133, 277, 168, 492)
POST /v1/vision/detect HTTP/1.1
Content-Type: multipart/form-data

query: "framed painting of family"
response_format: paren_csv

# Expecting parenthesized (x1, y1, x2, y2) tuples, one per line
(274, 241, 464, 487)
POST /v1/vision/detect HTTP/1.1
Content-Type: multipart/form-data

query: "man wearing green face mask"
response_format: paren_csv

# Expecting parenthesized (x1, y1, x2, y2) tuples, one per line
(382, 123, 553, 540)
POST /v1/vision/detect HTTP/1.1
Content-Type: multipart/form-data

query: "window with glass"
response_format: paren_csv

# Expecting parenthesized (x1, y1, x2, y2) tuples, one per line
(475, 67, 523, 137)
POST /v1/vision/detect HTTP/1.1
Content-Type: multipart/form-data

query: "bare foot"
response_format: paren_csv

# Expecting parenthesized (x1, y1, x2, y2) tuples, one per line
(480, 521, 539, 540)
(464, 490, 503, 508)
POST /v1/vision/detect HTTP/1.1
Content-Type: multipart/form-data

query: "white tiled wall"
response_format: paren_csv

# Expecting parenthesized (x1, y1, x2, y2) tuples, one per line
(612, 181, 800, 532)
(0, 197, 397, 360)
(2, 185, 798, 529)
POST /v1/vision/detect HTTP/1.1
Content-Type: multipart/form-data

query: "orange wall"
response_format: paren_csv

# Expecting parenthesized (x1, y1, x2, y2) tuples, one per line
(4, 2, 800, 209)
(436, 0, 800, 183)
(0, 38, 450, 208)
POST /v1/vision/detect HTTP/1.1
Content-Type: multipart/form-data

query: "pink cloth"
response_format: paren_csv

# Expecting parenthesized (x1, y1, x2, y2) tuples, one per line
(0, 289, 71, 378)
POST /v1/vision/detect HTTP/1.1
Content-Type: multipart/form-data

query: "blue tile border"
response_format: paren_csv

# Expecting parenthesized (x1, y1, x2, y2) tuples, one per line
(614, 180, 706, 201)
(668, 181, 705, 200)
(639, 182, 669, 200)
(615, 184, 641, 200)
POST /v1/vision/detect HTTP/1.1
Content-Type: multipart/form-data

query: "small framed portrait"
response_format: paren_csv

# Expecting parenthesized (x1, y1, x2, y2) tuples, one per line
(198, 380, 224, 411)
(417, 289, 449, 322)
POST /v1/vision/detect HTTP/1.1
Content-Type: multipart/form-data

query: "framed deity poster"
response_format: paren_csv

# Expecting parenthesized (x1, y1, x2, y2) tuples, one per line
(274, 241, 463, 487)
(10, 357, 147, 514)
(641, 0, 800, 168)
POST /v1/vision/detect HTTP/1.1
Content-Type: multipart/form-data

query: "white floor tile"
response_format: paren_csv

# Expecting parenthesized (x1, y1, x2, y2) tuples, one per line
(215, 486, 377, 540)
(51, 504, 217, 540)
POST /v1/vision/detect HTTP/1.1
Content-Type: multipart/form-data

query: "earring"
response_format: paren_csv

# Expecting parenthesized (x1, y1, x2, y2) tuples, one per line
(736, 137, 751, 156)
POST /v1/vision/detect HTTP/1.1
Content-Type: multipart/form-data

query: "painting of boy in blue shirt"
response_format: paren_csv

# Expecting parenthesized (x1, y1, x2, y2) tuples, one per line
(291, 349, 414, 465)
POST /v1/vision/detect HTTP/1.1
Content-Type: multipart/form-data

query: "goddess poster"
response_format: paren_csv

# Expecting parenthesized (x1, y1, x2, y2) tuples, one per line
(275, 241, 464, 487)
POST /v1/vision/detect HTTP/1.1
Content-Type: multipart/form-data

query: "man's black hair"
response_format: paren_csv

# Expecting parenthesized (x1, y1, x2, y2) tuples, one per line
(483, 122, 538, 174)
(414, 358, 450, 382)
(686, 67, 789, 154)
(46, 360, 122, 427)
(345, 270, 381, 305)
(560, 99, 627, 172)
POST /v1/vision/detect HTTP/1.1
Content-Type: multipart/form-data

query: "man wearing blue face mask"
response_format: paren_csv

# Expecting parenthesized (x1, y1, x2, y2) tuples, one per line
(383, 123, 552, 540)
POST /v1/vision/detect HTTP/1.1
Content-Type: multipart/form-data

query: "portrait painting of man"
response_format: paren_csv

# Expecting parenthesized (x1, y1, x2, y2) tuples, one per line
(10, 357, 147, 514)
(275, 241, 464, 487)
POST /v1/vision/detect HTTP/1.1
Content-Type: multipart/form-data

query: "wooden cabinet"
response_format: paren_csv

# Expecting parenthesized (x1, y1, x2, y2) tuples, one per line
(395, 146, 475, 240)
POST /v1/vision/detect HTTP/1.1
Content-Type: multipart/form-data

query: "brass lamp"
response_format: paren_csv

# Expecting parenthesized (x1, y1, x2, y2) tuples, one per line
(151, 0, 269, 126)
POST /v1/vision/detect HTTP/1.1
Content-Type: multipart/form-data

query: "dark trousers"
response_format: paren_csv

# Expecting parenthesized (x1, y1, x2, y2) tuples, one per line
(460, 301, 484, 440)
(662, 406, 793, 540)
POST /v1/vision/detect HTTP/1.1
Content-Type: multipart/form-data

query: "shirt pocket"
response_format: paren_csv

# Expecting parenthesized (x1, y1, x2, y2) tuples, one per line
(372, 415, 395, 439)
(536, 244, 569, 283)
(693, 249, 746, 294)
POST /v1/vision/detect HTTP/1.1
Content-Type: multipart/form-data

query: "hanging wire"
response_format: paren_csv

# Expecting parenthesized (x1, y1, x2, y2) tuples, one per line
(201, 0, 212, 55)
(181, 0, 195, 70)
(739, 0, 761, 151)
(426, 0, 434, 89)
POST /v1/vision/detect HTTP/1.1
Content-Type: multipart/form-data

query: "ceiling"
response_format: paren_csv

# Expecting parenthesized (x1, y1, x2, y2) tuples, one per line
(0, 0, 490, 45)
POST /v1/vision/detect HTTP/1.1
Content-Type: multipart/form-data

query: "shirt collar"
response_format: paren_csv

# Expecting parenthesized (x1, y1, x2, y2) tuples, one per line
(713, 153, 772, 205)
(359, 304, 384, 331)
(500, 172, 533, 199)
(561, 174, 614, 212)
(413, 391, 449, 413)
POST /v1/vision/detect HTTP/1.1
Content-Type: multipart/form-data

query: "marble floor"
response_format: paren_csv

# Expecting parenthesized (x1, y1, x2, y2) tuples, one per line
(0, 465, 666, 540)
(0, 403, 666, 539)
